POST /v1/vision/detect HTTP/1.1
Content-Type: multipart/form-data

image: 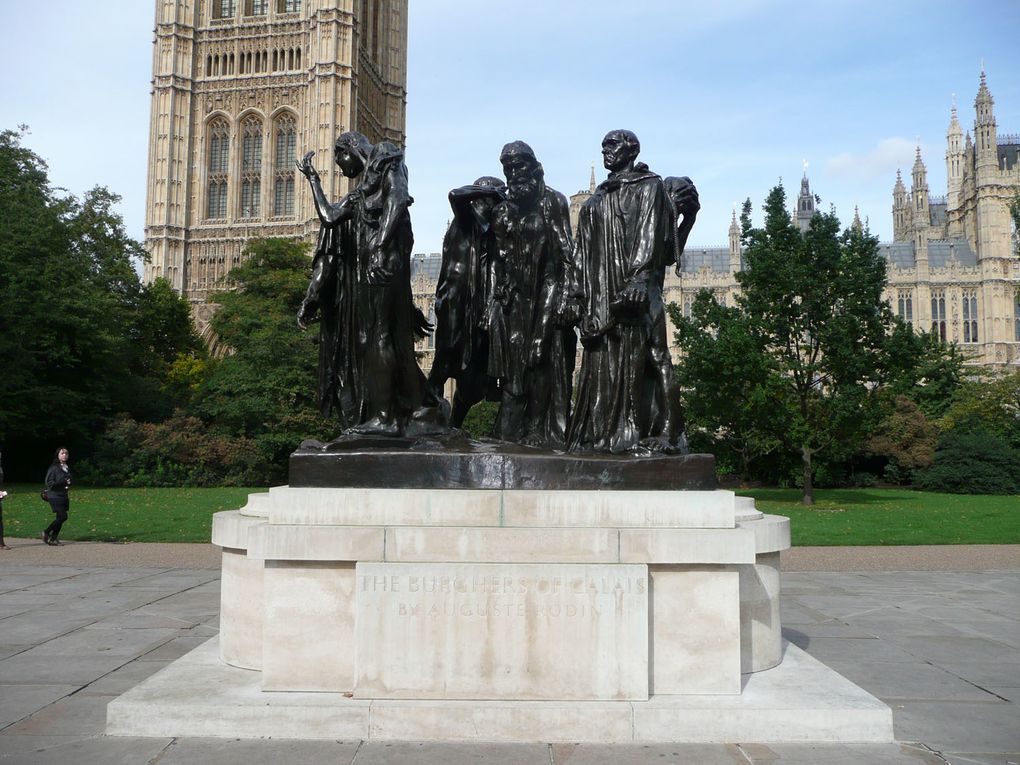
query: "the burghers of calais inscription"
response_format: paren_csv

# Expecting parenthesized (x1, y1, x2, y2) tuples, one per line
(426, 176, 507, 428)
(567, 130, 694, 454)
(487, 141, 580, 448)
(360, 571, 647, 620)
(296, 132, 448, 438)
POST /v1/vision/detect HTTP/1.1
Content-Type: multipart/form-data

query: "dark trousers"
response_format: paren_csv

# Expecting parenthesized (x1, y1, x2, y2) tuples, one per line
(45, 494, 69, 540)
(0, 499, 5, 542)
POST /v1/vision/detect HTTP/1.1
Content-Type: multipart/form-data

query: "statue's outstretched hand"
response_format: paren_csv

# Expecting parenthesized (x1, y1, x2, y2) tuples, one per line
(297, 300, 318, 330)
(297, 151, 318, 179)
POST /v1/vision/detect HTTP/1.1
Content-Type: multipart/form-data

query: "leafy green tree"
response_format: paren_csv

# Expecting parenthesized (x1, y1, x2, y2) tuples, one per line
(191, 237, 333, 481)
(865, 395, 938, 483)
(0, 128, 200, 478)
(669, 290, 782, 480)
(939, 370, 1020, 451)
(674, 187, 894, 504)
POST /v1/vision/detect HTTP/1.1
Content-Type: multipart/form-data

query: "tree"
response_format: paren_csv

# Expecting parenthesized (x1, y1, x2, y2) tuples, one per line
(674, 187, 895, 504)
(190, 237, 333, 481)
(669, 291, 783, 480)
(865, 395, 938, 483)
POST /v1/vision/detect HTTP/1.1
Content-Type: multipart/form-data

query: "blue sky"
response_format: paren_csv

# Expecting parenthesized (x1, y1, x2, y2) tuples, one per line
(2, 0, 1018, 254)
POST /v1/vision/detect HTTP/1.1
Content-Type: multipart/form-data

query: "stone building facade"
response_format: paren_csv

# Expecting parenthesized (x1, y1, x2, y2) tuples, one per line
(143, 0, 408, 332)
(886, 72, 1020, 367)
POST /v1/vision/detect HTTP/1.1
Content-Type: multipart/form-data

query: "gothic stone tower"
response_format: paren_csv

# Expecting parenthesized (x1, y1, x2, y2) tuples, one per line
(144, 0, 409, 330)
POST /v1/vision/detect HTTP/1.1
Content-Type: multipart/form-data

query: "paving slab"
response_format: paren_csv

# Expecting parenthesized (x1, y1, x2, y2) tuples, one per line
(352, 741, 550, 764)
(942, 754, 1020, 765)
(736, 742, 948, 764)
(891, 700, 1020, 752)
(0, 733, 172, 765)
(153, 737, 361, 764)
(0, 684, 79, 726)
(4, 692, 118, 736)
(549, 742, 748, 763)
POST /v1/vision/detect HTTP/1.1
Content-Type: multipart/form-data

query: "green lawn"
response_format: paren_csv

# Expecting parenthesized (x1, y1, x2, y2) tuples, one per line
(0, 484, 1016, 546)
(738, 487, 1020, 546)
(0, 484, 266, 543)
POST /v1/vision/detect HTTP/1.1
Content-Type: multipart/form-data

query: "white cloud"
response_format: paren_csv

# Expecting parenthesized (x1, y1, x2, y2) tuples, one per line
(825, 138, 921, 183)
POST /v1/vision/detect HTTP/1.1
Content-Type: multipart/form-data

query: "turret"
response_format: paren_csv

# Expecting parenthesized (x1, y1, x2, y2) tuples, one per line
(974, 69, 997, 173)
(728, 206, 741, 272)
(795, 163, 815, 233)
(851, 206, 863, 233)
(946, 98, 964, 211)
(911, 147, 930, 226)
(892, 169, 909, 241)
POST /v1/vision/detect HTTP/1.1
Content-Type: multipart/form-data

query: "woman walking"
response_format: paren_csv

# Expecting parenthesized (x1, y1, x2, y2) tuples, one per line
(43, 447, 72, 546)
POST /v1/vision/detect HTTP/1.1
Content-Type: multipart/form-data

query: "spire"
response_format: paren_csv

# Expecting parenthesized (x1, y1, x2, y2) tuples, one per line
(729, 205, 739, 234)
(589, 164, 596, 193)
(974, 67, 997, 162)
(851, 206, 863, 233)
(795, 162, 815, 232)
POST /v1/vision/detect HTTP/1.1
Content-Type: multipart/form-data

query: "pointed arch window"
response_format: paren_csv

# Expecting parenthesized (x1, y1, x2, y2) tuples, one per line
(1014, 296, 1020, 342)
(207, 119, 230, 220)
(273, 113, 297, 217)
(931, 290, 946, 342)
(962, 290, 978, 343)
(240, 116, 263, 218)
(897, 290, 913, 326)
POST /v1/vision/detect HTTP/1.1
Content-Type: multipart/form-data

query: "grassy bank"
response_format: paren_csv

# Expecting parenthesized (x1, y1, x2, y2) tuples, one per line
(0, 485, 1016, 546)
(739, 487, 1020, 546)
(0, 485, 265, 543)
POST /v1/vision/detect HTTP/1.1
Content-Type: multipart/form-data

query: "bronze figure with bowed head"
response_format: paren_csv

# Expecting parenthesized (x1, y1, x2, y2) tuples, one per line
(427, 176, 507, 428)
(488, 141, 580, 448)
(296, 131, 447, 438)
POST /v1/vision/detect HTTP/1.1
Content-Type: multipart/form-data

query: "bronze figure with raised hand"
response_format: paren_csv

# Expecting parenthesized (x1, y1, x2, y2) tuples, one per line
(296, 132, 447, 438)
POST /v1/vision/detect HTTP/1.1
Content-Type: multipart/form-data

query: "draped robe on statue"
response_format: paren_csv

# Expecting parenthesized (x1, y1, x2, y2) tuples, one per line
(306, 142, 438, 435)
(567, 168, 677, 453)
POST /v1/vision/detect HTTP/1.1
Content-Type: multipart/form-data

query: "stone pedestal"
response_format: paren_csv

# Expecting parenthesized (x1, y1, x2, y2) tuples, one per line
(106, 448, 893, 743)
(207, 484, 789, 703)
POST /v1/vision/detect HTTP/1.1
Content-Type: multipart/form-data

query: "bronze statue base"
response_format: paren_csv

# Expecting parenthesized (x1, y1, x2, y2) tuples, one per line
(289, 432, 715, 491)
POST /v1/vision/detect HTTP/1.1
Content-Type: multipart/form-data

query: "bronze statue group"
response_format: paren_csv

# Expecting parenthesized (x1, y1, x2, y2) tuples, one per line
(297, 129, 700, 455)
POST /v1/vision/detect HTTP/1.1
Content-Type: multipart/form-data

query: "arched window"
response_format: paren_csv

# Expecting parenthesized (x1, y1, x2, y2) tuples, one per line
(296, 47, 301, 68)
(931, 290, 947, 342)
(272, 49, 278, 71)
(897, 290, 913, 326)
(240, 116, 263, 218)
(1014, 296, 1020, 342)
(273, 113, 297, 216)
(962, 290, 978, 343)
(207, 118, 230, 219)
(279, 0, 301, 12)
(248, 0, 268, 15)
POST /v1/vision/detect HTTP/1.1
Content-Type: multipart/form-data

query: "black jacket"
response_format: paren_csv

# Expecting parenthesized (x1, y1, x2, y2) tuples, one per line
(45, 464, 72, 495)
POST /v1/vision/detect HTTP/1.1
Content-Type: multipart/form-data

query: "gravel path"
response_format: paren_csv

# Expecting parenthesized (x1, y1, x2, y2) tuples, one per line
(1, 537, 1017, 571)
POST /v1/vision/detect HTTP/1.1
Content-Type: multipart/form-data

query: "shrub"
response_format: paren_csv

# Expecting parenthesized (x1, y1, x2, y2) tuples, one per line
(915, 424, 1020, 495)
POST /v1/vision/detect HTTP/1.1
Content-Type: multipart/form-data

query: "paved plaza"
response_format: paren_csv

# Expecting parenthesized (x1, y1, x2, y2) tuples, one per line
(0, 541, 1017, 764)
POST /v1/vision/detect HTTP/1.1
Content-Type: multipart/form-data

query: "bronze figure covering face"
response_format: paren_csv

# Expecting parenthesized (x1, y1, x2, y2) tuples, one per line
(296, 131, 447, 438)
(427, 176, 507, 427)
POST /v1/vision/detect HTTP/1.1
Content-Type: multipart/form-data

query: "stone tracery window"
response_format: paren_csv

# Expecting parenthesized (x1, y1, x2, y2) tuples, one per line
(214, 0, 236, 19)
(240, 116, 263, 218)
(247, 0, 268, 14)
(207, 118, 230, 219)
(931, 290, 946, 342)
(278, 0, 301, 12)
(273, 113, 297, 216)
(962, 290, 978, 343)
(897, 290, 913, 326)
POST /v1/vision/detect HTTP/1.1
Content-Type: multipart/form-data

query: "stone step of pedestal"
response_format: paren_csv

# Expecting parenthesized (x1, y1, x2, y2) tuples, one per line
(107, 637, 894, 744)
